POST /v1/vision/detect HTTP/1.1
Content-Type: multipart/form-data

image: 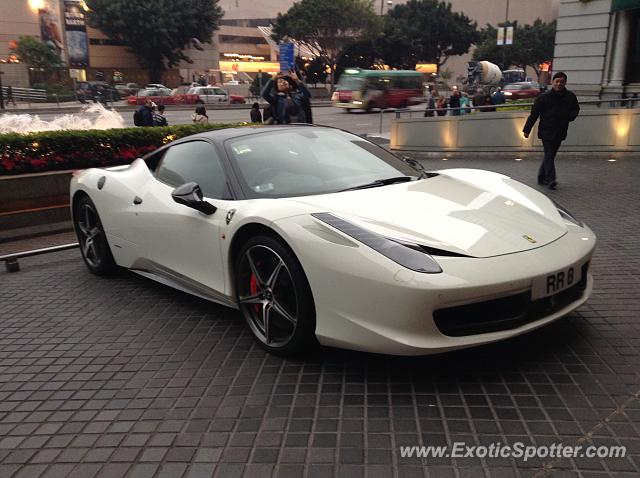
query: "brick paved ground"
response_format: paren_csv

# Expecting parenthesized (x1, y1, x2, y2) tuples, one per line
(0, 156, 638, 478)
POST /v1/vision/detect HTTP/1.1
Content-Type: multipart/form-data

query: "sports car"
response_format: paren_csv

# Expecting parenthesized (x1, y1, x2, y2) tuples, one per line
(70, 125, 596, 356)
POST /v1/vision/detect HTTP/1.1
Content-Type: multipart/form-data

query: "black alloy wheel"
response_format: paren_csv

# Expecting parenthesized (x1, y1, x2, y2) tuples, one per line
(73, 195, 116, 275)
(236, 235, 316, 355)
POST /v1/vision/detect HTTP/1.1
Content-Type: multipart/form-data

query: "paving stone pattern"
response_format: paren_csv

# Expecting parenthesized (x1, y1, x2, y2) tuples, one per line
(0, 157, 639, 477)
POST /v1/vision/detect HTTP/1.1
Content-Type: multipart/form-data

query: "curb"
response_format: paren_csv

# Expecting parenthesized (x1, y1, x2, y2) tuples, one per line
(1, 101, 335, 115)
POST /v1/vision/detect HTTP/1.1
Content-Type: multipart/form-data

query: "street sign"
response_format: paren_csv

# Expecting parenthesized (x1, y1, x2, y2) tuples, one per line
(279, 42, 295, 72)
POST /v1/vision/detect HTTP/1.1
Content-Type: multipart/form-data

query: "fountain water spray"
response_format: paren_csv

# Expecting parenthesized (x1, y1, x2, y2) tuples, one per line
(0, 103, 125, 134)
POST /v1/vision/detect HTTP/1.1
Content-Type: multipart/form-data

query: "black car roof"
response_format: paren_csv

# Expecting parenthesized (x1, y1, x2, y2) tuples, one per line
(187, 124, 325, 143)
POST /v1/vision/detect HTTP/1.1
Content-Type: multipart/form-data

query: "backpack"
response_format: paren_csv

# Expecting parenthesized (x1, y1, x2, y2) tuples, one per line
(133, 109, 144, 126)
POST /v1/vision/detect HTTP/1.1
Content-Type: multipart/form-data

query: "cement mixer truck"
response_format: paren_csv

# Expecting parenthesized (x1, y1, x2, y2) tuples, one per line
(464, 61, 525, 94)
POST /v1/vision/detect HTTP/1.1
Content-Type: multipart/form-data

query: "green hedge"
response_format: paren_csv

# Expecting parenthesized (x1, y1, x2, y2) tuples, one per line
(0, 123, 245, 176)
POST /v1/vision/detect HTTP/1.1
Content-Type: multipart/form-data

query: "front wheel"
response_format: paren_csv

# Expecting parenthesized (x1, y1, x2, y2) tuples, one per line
(73, 195, 116, 275)
(235, 235, 316, 355)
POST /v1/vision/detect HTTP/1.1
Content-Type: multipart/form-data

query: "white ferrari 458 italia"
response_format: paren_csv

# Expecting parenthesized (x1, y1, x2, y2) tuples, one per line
(70, 125, 596, 356)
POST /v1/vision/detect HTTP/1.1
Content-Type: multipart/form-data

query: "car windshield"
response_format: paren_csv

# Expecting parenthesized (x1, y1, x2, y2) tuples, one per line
(336, 76, 364, 91)
(226, 128, 419, 198)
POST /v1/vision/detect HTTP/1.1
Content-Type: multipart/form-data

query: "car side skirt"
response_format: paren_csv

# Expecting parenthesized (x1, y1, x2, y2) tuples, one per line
(131, 258, 238, 309)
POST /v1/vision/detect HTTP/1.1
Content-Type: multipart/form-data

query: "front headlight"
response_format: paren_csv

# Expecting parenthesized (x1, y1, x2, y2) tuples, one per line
(312, 213, 442, 273)
(553, 200, 583, 227)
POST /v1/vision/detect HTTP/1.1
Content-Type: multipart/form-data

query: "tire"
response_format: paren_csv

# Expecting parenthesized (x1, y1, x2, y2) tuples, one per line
(73, 195, 116, 275)
(235, 235, 316, 355)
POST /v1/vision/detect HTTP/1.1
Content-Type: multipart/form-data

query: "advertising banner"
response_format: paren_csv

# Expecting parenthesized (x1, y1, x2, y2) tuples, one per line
(496, 27, 504, 46)
(64, 0, 90, 68)
(38, 0, 66, 64)
(505, 26, 514, 45)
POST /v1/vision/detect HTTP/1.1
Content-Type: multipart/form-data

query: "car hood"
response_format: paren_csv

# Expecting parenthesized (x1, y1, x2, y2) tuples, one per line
(286, 169, 567, 258)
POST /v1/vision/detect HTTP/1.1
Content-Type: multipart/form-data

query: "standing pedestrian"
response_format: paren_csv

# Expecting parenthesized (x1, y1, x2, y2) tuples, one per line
(424, 87, 437, 117)
(6, 85, 16, 107)
(522, 72, 580, 190)
(435, 95, 448, 116)
(261, 70, 311, 124)
(472, 88, 485, 112)
(250, 102, 262, 123)
(192, 105, 209, 123)
(491, 87, 506, 106)
(153, 104, 168, 126)
(449, 89, 461, 116)
(460, 92, 472, 114)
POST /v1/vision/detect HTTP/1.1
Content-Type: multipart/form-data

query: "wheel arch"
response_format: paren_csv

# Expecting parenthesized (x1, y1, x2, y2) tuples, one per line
(227, 222, 314, 303)
(71, 189, 91, 221)
(228, 222, 289, 281)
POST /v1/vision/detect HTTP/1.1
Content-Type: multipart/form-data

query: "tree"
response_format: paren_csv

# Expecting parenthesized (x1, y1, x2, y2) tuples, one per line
(381, 0, 479, 71)
(512, 20, 556, 77)
(10, 36, 63, 82)
(271, 0, 381, 89)
(473, 19, 556, 76)
(249, 72, 273, 98)
(85, 0, 223, 83)
(335, 39, 385, 81)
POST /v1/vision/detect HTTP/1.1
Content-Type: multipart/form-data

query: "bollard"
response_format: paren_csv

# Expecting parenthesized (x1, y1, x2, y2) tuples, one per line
(6, 259, 19, 273)
(379, 108, 384, 134)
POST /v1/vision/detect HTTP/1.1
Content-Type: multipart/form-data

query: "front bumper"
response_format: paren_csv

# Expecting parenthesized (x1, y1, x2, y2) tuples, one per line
(275, 216, 596, 355)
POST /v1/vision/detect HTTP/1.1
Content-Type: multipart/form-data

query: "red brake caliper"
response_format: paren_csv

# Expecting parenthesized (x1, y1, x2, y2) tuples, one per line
(249, 272, 260, 315)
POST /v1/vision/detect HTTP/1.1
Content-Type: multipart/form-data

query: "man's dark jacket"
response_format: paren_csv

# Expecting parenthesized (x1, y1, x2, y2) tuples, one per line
(136, 105, 154, 127)
(523, 88, 580, 141)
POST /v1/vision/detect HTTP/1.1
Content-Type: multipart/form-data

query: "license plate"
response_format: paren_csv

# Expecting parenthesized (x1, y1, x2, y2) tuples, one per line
(531, 263, 582, 300)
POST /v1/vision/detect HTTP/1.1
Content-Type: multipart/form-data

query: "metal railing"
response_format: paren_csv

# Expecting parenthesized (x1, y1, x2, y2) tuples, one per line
(394, 96, 640, 120)
(1, 86, 47, 103)
(1, 243, 78, 272)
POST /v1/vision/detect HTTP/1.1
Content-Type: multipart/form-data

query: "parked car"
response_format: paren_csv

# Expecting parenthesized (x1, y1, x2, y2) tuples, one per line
(114, 82, 140, 98)
(71, 125, 595, 356)
(127, 88, 178, 105)
(76, 81, 120, 103)
(187, 86, 245, 104)
(146, 83, 170, 90)
(503, 82, 544, 100)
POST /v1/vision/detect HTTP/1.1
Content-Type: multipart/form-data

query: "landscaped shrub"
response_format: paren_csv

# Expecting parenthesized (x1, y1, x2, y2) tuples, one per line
(0, 123, 244, 175)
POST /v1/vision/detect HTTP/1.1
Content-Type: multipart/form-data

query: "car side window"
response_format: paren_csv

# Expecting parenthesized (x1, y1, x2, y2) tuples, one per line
(214, 88, 226, 96)
(155, 141, 230, 199)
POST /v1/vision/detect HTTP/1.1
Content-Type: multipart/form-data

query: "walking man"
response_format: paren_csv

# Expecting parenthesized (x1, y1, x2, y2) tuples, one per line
(522, 72, 580, 189)
(6, 85, 16, 107)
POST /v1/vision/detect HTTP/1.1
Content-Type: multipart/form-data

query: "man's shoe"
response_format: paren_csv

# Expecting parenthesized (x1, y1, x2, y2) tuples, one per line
(548, 181, 557, 190)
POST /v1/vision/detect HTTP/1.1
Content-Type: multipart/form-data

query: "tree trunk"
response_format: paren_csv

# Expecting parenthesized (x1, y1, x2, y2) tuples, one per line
(147, 60, 165, 84)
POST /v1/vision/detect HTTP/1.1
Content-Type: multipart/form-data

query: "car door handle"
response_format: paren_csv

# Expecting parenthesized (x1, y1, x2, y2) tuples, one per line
(133, 196, 143, 205)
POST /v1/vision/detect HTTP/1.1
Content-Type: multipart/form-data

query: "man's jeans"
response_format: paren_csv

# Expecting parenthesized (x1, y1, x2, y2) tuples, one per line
(539, 139, 562, 184)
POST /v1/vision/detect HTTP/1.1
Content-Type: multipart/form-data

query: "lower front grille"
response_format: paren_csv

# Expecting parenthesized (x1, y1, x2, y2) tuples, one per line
(434, 262, 589, 337)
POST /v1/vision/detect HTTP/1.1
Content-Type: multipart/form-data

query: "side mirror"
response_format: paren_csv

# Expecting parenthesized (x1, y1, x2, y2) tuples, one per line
(171, 182, 217, 215)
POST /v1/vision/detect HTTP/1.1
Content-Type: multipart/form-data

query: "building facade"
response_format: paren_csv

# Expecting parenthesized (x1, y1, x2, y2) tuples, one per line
(553, 0, 640, 99)
(0, 0, 220, 87)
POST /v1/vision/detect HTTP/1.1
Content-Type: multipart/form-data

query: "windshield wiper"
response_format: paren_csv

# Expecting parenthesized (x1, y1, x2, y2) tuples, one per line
(339, 176, 415, 192)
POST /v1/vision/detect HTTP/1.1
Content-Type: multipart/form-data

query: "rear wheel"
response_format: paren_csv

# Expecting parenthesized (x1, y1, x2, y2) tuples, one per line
(73, 195, 116, 275)
(235, 235, 316, 355)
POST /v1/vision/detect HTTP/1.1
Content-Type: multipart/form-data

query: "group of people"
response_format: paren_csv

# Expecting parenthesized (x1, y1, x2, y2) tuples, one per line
(424, 86, 507, 117)
(423, 72, 579, 190)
